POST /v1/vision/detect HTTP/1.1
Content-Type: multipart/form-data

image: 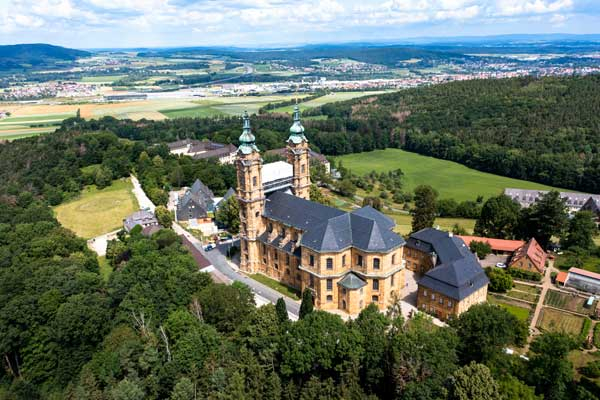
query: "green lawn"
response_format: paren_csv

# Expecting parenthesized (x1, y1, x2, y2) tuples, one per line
(249, 273, 300, 300)
(513, 282, 541, 294)
(80, 75, 127, 83)
(488, 295, 531, 322)
(386, 211, 476, 236)
(506, 290, 538, 303)
(53, 178, 139, 239)
(537, 307, 585, 335)
(98, 256, 113, 282)
(335, 149, 567, 201)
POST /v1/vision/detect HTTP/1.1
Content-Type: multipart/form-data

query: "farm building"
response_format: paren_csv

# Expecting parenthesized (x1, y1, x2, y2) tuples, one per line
(582, 197, 600, 224)
(176, 179, 215, 224)
(509, 237, 547, 274)
(563, 268, 600, 294)
(458, 235, 524, 256)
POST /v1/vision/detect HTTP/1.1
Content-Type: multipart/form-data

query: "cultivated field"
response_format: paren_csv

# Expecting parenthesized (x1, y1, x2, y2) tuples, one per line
(270, 91, 391, 114)
(0, 112, 75, 140)
(335, 149, 567, 201)
(537, 307, 585, 335)
(53, 178, 139, 239)
(544, 290, 597, 316)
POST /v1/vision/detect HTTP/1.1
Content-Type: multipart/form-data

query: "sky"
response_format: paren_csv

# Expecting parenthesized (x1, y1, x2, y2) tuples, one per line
(1, 0, 600, 49)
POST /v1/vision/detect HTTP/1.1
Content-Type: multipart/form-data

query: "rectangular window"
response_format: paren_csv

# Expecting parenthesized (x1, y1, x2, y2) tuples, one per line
(262, 244, 266, 253)
(391, 273, 395, 287)
(431, 293, 435, 301)
(448, 300, 453, 308)
(373, 279, 379, 290)
(286, 254, 290, 265)
(301, 164, 306, 173)
(275, 264, 279, 270)
(327, 295, 333, 302)
(274, 251, 278, 260)
(392, 254, 396, 264)
(439, 297, 443, 304)
(252, 176, 257, 187)
(357, 255, 363, 267)
(327, 279, 333, 291)
(423, 289, 428, 296)
(342, 254, 347, 266)
(373, 258, 380, 270)
(372, 295, 379, 303)
(326, 258, 333, 270)
(309, 254, 315, 266)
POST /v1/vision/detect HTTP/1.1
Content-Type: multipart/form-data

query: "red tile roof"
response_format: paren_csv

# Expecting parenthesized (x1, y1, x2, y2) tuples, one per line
(458, 235, 525, 253)
(510, 237, 547, 273)
(556, 271, 568, 284)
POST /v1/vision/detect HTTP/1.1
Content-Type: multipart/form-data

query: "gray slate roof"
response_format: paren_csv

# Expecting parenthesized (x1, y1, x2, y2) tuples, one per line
(411, 228, 489, 301)
(264, 191, 405, 253)
(123, 210, 158, 232)
(338, 272, 367, 290)
(177, 180, 215, 221)
(583, 197, 600, 214)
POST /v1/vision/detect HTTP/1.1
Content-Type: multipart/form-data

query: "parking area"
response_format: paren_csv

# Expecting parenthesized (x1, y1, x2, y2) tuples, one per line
(480, 254, 510, 268)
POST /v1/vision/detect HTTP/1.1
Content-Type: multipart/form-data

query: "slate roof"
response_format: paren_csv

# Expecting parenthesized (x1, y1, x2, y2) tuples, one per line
(190, 179, 214, 199)
(264, 191, 405, 253)
(177, 181, 216, 221)
(411, 228, 489, 301)
(583, 197, 600, 214)
(123, 210, 158, 232)
(338, 272, 367, 290)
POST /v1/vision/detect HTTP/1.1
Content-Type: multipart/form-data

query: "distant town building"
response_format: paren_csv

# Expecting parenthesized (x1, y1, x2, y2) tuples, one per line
(406, 228, 489, 321)
(266, 147, 330, 174)
(168, 139, 238, 164)
(123, 210, 159, 232)
(504, 188, 600, 213)
(582, 197, 600, 223)
(104, 94, 147, 101)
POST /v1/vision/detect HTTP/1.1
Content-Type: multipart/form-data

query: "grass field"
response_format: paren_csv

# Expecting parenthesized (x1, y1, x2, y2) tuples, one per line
(537, 307, 585, 335)
(79, 75, 127, 83)
(488, 294, 532, 322)
(513, 282, 541, 294)
(386, 212, 476, 235)
(0, 112, 74, 140)
(249, 273, 300, 300)
(160, 105, 226, 118)
(335, 149, 567, 201)
(53, 178, 139, 239)
(544, 290, 597, 315)
(506, 289, 539, 303)
(98, 256, 113, 282)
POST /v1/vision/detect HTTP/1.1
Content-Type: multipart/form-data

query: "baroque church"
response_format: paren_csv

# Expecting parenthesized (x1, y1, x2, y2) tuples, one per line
(236, 107, 406, 314)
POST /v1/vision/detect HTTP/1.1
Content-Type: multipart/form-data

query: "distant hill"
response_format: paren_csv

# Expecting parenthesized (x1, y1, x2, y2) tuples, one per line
(0, 43, 90, 71)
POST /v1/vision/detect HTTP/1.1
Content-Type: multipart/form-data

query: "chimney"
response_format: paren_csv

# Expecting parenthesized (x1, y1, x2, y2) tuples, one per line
(448, 232, 453, 237)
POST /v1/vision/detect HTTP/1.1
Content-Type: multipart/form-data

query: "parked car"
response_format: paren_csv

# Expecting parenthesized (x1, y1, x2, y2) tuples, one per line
(204, 244, 216, 251)
(496, 262, 507, 268)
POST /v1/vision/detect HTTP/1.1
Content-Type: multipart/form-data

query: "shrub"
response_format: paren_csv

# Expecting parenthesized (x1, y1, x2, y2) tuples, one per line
(470, 240, 492, 259)
(485, 267, 513, 293)
(581, 360, 600, 378)
(579, 317, 593, 348)
(507, 268, 542, 282)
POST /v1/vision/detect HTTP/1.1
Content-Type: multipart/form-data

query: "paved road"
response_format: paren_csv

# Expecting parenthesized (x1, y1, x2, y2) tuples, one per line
(528, 266, 556, 340)
(130, 174, 155, 211)
(172, 223, 300, 319)
(128, 179, 301, 319)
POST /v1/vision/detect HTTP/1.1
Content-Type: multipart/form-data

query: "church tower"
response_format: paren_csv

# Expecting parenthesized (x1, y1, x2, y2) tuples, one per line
(287, 105, 311, 199)
(236, 111, 264, 273)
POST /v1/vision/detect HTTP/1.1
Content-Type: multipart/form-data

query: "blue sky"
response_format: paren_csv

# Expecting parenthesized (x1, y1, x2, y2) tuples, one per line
(1, 0, 599, 48)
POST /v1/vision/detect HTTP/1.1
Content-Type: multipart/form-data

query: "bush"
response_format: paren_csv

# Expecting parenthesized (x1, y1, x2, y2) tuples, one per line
(579, 317, 592, 348)
(470, 240, 492, 259)
(581, 360, 600, 378)
(485, 267, 513, 293)
(594, 323, 600, 348)
(507, 268, 542, 282)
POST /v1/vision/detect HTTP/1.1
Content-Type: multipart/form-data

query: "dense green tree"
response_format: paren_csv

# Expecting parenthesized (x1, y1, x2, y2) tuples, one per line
(362, 196, 383, 210)
(275, 297, 289, 323)
(450, 304, 527, 364)
(299, 289, 314, 319)
(197, 284, 255, 333)
(469, 240, 492, 259)
(498, 375, 542, 400)
(94, 165, 113, 189)
(309, 184, 330, 205)
(563, 210, 598, 251)
(527, 333, 577, 400)
(154, 205, 173, 229)
(519, 191, 569, 248)
(437, 198, 459, 217)
(111, 378, 145, 400)
(215, 196, 240, 234)
(475, 195, 521, 239)
(411, 185, 438, 232)
(171, 377, 195, 400)
(447, 362, 500, 400)
(485, 267, 513, 293)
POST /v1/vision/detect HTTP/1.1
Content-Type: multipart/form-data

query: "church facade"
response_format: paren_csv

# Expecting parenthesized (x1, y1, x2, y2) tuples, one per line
(236, 107, 406, 315)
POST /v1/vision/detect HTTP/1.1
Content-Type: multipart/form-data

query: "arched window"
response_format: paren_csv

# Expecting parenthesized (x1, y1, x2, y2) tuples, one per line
(373, 258, 380, 270)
